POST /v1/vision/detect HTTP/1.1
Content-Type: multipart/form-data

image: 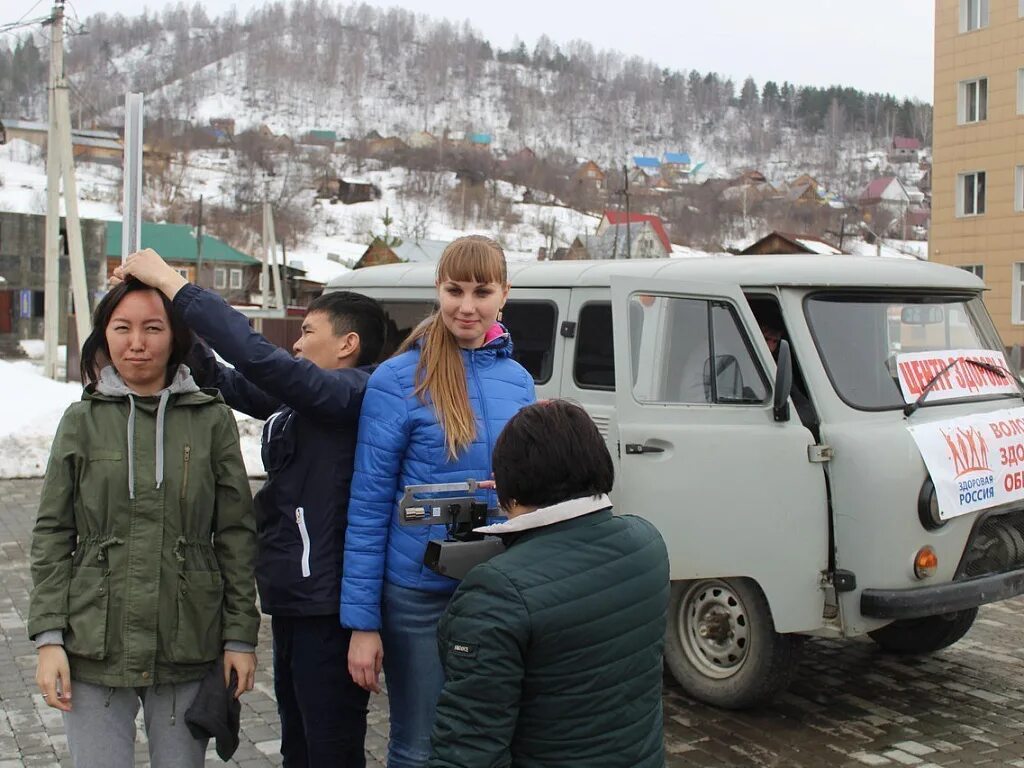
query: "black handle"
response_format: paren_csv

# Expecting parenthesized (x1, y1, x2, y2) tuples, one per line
(624, 443, 665, 455)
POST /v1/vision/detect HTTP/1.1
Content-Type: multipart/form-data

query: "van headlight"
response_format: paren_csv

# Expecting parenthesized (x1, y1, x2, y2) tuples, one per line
(918, 477, 945, 530)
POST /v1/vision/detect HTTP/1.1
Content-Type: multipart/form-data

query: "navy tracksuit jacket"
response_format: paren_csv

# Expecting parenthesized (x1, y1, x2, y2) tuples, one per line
(173, 283, 371, 617)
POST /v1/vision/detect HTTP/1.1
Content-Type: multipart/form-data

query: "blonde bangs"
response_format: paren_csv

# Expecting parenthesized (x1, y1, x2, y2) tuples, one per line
(436, 235, 507, 286)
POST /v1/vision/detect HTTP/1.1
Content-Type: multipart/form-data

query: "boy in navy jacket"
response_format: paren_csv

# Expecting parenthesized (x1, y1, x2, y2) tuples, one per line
(116, 249, 386, 768)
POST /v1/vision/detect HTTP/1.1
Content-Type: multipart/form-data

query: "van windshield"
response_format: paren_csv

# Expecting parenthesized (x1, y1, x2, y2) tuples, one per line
(805, 292, 1009, 410)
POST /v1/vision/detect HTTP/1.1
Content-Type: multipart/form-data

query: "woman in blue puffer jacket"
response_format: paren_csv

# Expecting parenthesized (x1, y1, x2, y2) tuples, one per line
(341, 235, 536, 768)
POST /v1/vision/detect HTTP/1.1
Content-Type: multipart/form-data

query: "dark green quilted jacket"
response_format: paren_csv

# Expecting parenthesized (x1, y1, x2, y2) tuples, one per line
(429, 498, 669, 768)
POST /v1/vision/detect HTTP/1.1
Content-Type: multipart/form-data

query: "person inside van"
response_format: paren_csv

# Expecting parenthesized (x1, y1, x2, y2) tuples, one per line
(428, 400, 669, 768)
(343, 235, 536, 768)
(114, 250, 387, 768)
(30, 279, 259, 768)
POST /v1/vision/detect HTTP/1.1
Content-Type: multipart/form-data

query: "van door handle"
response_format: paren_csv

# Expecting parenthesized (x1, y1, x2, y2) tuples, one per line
(624, 443, 665, 455)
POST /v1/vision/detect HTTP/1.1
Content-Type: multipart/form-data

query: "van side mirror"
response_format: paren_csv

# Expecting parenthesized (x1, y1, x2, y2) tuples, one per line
(773, 340, 792, 422)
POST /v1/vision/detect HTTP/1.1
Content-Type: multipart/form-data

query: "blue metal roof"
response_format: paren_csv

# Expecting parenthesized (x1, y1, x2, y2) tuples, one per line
(633, 156, 661, 168)
(469, 132, 492, 145)
(664, 152, 691, 165)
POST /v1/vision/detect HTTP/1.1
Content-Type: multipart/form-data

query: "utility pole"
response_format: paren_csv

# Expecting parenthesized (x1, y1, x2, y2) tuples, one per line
(43, 1, 91, 380)
(195, 194, 204, 287)
(261, 180, 283, 311)
(622, 164, 632, 259)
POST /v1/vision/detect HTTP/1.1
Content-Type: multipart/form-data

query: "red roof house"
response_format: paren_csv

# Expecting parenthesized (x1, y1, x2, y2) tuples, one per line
(598, 211, 672, 252)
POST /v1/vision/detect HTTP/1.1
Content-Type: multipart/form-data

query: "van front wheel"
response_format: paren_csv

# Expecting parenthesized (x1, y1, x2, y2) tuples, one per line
(664, 578, 800, 709)
(868, 608, 978, 654)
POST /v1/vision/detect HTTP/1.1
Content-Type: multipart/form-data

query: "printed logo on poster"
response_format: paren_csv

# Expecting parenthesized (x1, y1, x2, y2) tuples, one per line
(909, 407, 1024, 521)
(896, 348, 1016, 406)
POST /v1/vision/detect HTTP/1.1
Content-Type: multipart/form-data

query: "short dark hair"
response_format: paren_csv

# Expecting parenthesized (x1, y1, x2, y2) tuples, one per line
(80, 279, 193, 386)
(492, 400, 614, 510)
(306, 291, 387, 366)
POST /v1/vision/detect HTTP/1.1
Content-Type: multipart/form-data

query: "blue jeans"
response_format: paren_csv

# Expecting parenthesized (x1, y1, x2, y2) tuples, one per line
(381, 581, 452, 768)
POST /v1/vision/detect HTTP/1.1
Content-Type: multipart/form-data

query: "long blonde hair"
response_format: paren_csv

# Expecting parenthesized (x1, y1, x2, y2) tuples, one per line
(398, 235, 508, 459)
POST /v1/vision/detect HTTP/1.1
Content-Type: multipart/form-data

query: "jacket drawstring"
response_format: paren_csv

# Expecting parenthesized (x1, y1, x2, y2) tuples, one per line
(126, 394, 137, 500)
(154, 389, 171, 490)
(173, 537, 187, 564)
(104, 686, 115, 708)
(170, 683, 176, 726)
(95, 536, 124, 564)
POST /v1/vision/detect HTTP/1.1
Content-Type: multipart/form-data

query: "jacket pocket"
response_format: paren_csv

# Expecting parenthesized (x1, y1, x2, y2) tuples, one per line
(295, 507, 311, 578)
(169, 570, 224, 663)
(63, 567, 109, 660)
(180, 445, 191, 501)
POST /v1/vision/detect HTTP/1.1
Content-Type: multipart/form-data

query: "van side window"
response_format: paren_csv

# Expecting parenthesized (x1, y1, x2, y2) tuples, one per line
(630, 295, 767, 404)
(574, 303, 615, 390)
(378, 299, 557, 383)
(501, 301, 557, 384)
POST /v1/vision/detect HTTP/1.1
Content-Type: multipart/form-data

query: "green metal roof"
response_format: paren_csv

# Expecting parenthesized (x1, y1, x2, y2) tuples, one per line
(105, 221, 260, 265)
(307, 129, 338, 141)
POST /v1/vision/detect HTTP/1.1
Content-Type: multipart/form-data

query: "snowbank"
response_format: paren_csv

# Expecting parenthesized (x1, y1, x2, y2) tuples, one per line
(0, 357, 266, 479)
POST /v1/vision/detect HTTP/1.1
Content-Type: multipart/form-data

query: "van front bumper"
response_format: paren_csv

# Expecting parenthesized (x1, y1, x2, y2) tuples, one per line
(860, 567, 1024, 620)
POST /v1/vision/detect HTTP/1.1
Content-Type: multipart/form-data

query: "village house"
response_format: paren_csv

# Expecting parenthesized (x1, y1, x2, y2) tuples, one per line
(315, 176, 382, 204)
(859, 176, 918, 215)
(407, 130, 437, 149)
(354, 238, 451, 269)
(597, 211, 672, 251)
(105, 221, 264, 304)
(303, 128, 339, 148)
(0, 118, 123, 165)
(0, 211, 107, 340)
(661, 152, 692, 185)
(564, 221, 670, 260)
(740, 231, 844, 255)
(889, 136, 922, 163)
(573, 160, 606, 191)
(633, 156, 661, 176)
(209, 117, 236, 138)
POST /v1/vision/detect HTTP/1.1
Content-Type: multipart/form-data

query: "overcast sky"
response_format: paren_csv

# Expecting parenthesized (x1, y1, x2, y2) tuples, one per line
(4, 0, 934, 101)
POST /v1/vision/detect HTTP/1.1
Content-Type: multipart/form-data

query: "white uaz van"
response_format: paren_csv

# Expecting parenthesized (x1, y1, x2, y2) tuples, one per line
(328, 255, 1024, 708)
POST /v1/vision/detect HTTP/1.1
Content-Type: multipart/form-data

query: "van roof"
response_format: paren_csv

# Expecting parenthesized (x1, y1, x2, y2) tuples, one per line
(326, 256, 984, 292)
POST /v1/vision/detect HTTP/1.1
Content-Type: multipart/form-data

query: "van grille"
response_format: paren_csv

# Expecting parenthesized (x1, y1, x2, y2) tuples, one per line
(956, 508, 1024, 580)
(590, 414, 610, 438)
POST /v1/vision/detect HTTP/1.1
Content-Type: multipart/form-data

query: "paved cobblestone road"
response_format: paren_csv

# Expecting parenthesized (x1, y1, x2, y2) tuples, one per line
(2, 478, 1024, 767)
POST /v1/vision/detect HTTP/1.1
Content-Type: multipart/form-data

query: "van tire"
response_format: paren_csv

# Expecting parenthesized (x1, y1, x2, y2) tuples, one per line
(868, 608, 978, 654)
(664, 578, 801, 709)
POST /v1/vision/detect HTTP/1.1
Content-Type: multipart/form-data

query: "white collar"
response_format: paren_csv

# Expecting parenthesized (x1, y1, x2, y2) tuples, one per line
(474, 494, 613, 534)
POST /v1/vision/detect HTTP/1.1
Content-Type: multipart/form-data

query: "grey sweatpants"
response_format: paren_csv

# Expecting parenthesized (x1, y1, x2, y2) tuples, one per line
(62, 679, 207, 768)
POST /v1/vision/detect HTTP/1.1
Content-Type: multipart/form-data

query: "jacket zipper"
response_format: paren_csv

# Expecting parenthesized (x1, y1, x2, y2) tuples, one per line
(180, 445, 191, 501)
(295, 507, 311, 578)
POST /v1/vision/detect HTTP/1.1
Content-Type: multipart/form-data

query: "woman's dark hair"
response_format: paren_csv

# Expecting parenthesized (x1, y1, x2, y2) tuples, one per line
(492, 400, 614, 510)
(80, 279, 193, 386)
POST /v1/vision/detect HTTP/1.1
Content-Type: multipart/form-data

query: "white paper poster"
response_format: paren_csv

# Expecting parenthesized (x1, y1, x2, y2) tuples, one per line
(896, 349, 1015, 405)
(909, 406, 1024, 520)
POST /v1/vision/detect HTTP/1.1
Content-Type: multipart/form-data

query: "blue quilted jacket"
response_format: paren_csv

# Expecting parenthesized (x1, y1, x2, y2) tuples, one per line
(341, 329, 536, 631)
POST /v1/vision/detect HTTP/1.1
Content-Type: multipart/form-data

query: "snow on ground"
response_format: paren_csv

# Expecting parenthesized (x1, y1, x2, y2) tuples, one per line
(1, 345, 266, 479)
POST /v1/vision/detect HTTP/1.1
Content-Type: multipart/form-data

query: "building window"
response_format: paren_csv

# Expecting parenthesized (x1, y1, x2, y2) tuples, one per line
(1014, 264, 1024, 324)
(958, 77, 988, 124)
(957, 171, 986, 216)
(229, 268, 243, 289)
(175, 267, 189, 280)
(960, 0, 989, 32)
(1017, 165, 1024, 212)
(214, 267, 227, 289)
(959, 264, 984, 280)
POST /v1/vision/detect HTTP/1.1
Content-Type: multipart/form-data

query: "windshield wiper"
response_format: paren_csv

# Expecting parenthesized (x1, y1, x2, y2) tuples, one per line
(904, 357, 1018, 417)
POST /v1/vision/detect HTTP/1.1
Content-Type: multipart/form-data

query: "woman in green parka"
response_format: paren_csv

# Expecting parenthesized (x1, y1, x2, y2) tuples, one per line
(28, 279, 260, 768)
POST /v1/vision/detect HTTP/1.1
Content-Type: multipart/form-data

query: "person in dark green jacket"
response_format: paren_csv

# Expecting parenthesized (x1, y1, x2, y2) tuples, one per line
(29, 279, 259, 768)
(429, 400, 669, 768)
